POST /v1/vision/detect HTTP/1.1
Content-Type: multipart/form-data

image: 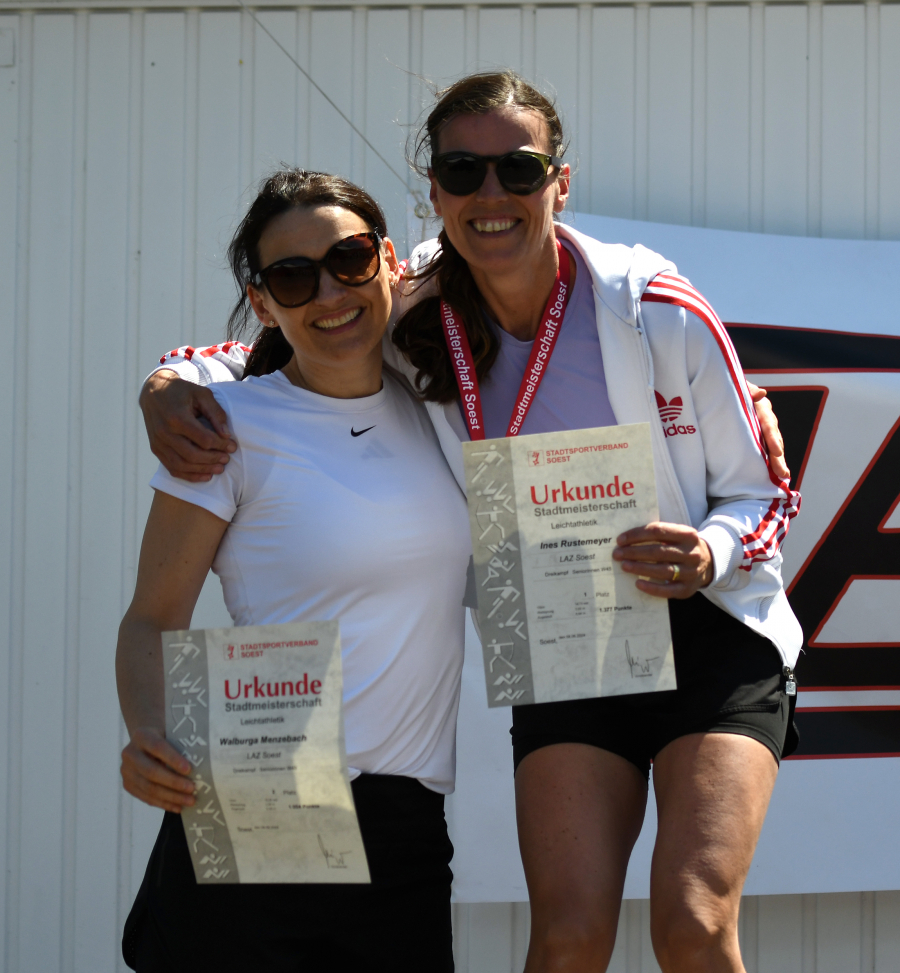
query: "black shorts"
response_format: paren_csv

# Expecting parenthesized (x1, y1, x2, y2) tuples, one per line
(123, 774, 454, 973)
(512, 593, 799, 779)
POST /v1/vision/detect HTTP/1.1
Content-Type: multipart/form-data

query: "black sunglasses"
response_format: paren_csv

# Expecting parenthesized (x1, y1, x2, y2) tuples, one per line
(431, 150, 563, 197)
(250, 230, 383, 308)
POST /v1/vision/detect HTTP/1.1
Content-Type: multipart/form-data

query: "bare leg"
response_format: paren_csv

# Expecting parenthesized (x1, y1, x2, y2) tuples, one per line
(516, 743, 648, 973)
(649, 733, 778, 973)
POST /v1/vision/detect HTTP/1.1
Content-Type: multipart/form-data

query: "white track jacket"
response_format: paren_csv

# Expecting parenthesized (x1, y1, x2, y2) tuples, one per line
(153, 225, 802, 665)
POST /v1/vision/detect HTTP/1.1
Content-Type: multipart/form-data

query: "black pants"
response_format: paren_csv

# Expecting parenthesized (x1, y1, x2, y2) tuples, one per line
(512, 593, 799, 776)
(124, 775, 454, 973)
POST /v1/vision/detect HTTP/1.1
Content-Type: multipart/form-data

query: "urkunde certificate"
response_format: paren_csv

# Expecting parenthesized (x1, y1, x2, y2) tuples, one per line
(463, 423, 675, 708)
(162, 621, 369, 884)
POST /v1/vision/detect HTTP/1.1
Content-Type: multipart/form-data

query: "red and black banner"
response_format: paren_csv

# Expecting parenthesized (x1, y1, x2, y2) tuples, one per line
(727, 324, 900, 759)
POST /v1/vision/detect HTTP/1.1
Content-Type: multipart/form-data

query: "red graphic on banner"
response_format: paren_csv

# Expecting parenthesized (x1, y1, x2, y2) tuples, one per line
(726, 323, 900, 760)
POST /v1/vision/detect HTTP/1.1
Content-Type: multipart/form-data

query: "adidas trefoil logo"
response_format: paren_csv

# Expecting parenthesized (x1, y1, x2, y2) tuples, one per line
(655, 391, 683, 422)
(655, 391, 696, 438)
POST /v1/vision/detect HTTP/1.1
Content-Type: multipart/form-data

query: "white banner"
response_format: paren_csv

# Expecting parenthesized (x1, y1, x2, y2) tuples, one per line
(447, 212, 900, 901)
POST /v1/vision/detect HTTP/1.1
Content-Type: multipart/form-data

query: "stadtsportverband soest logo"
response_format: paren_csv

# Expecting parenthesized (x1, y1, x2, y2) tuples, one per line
(655, 391, 683, 422)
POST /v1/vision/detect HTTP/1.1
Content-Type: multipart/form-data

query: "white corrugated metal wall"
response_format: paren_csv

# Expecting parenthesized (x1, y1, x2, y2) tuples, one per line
(1, 2, 899, 970)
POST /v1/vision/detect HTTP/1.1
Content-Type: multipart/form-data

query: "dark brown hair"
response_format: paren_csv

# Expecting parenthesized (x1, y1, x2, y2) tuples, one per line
(392, 71, 567, 403)
(226, 168, 387, 378)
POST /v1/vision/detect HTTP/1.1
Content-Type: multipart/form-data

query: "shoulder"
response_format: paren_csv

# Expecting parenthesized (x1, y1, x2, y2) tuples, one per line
(405, 237, 441, 275)
(193, 340, 252, 365)
(556, 224, 677, 323)
(642, 273, 717, 324)
(396, 237, 441, 310)
(210, 372, 284, 400)
(176, 341, 252, 384)
(557, 225, 646, 275)
(208, 373, 293, 435)
(641, 273, 738, 361)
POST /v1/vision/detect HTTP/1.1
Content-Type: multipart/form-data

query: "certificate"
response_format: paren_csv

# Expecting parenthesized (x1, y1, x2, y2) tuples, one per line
(462, 423, 675, 707)
(162, 621, 369, 884)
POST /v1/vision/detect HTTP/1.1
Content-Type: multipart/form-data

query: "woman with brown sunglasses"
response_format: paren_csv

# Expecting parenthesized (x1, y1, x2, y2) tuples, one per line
(118, 169, 470, 971)
(137, 73, 796, 973)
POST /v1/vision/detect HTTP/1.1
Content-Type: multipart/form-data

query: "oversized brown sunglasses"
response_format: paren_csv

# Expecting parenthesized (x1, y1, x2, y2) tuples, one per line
(251, 231, 382, 308)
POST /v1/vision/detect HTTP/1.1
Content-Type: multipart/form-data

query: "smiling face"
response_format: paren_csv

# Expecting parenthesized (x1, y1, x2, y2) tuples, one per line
(246, 204, 399, 393)
(428, 106, 570, 279)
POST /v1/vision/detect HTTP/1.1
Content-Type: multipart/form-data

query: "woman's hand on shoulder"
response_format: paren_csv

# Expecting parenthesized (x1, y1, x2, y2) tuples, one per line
(121, 726, 196, 813)
(613, 523, 714, 599)
(140, 370, 235, 482)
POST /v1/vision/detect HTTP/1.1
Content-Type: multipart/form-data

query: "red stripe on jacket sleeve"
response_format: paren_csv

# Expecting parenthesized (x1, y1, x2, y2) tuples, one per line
(199, 342, 253, 358)
(641, 273, 801, 569)
(158, 342, 252, 366)
(159, 345, 196, 364)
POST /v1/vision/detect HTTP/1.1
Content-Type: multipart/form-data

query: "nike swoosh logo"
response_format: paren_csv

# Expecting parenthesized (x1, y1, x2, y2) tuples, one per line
(351, 425, 376, 437)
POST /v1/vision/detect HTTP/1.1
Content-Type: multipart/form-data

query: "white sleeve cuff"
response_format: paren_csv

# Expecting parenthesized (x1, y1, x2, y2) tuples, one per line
(143, 359, 203, 388)
(699, 523, 742, 587)
(149, 473, 236, 524)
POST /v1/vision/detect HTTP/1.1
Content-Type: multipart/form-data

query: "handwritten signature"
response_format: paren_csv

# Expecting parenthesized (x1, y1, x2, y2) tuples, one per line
(317, 834, 353, 868)
(625, 639, 659, 678)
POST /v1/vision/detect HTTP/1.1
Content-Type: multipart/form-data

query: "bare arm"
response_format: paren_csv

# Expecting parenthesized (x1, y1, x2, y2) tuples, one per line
(117, 491, 228, 812)
(140, 370, 236, 483)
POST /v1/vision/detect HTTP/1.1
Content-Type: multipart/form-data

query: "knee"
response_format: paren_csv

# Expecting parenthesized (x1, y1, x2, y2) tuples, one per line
(650, 901, 739, 973)
(528, 916, 616, 973)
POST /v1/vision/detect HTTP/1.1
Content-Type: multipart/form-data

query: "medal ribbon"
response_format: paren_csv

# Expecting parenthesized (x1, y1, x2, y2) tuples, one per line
(440, 240, 572, 441)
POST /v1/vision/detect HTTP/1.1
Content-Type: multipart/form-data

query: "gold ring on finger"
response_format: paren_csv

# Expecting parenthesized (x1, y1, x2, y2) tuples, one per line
(671, 563, 681, 583)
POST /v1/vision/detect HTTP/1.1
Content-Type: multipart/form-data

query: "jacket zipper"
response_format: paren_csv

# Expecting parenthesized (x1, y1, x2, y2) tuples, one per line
(783, 665, 797, 696)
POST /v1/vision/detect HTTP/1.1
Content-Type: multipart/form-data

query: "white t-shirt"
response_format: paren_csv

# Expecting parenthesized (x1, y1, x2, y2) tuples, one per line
(150, 369, 471, 794)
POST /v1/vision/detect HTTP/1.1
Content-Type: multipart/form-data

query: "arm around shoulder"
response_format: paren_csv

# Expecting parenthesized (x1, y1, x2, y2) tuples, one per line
(140, 368, 237, 483)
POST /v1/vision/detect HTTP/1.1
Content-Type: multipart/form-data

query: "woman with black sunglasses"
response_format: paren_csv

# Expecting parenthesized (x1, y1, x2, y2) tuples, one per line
(117, 169, 470, 972)
(137, 73, 796, 973)
(389, 71, 802, 973)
